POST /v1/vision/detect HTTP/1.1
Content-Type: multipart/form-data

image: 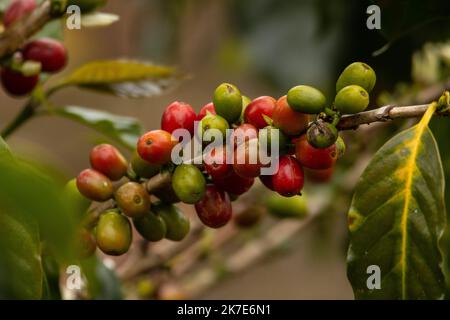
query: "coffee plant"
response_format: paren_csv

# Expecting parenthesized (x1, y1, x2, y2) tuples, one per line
(0, 0, 449, 300)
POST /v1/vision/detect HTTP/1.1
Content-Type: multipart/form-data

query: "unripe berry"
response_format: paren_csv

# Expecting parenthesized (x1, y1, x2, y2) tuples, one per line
(197, 102, 216, 121)
(272, 95, 310, 136)
(90, 144, 128, 181)
(306, 120, 338, 149)
(204, 145, 232, 180)
(137, 130, 177, 165)
(115, 182, 150, 218)
(133, 210, 167, 242)
(154, 202, 190, 241)
(271, 155, 304, 197)
(244, 96, 276, 129)
(3, 0, 37, 28)
(212, 170, 254, 195)
(213, 83, 242, 123)
(295, 135, 337, 170)
(76, 168, 113, 201)
(335, 85, 369, 114)
(233, 138, 263, 178)
(23, 38, 68, 73)
(287, 85, 326, 114)
(231, 123, 258, 147)
(198, 114, 229, 144)
(64, 178, 91, 214)
(161, 101, 196, 136)
(1, 68, 38, 96)
(95, 211, 132, 256)
(195, 185, 232, 228)
(258, 125, 288, 155)
(266, 193, 307, 219)
(172, 164, 206, 204)
(130, 150, 161, 179)
(153, 183, 180, 204)
(336, 62, 376, 93)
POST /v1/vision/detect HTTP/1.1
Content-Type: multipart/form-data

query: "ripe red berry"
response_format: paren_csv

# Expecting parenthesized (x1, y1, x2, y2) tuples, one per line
(204, 145, 232, 180)
(272, 95, 310, 136)
(271, 156, 304, 197)
(213, 169, 254, 195)
(90, 144, 128, 181)
(23, 38, 68, 73)
(76, 168, 114, 201)
(196, 102, 216, 121)
(231, 123, 258, 147)
(137, 130, 177, 165)
(195, 185, 232, 228)
(161, 101, 197, 136)
(1, 68, 38, 96)
(233, 139, 262, 178)
(295, 134, 337, 169)
(3, 0, 37, 28)
(304, 166, 334, 183)
(244, 96, 276, 129)
(259, 174, 275, 191)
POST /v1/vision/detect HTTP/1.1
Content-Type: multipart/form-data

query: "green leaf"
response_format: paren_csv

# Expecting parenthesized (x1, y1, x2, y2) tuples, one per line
(347, 103, 447, 299)
(0, 135, 12, 159)
(55, 60, 181, 98)
(54, 106, 143, 149)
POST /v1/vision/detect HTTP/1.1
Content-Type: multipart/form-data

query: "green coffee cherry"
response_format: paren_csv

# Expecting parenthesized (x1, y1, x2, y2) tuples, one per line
(213, 83, 243, 123)
(266, 193, 307, 219)
(95, 211, 132, 256)
(287, 85, 327, 114)
(259, 125, 288, 154)
(198, 114, 229, 144)
(306, 120, 338, 149)
(115, 182, 150, 218)
(335, 136, 346, 158)
(131, 150, 161, 179)
(336, 62, 376, 93)
(172, 164, 206, 204)
(335, 85, 369, 114)
(154, 202, 190, 241)
(133, 211, 167, 242)
(64, 178, 91, 214)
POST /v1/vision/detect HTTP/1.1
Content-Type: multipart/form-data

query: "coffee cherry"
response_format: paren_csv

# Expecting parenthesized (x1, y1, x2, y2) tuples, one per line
(96, 211, 132, 256)
(266, 193, 307, 219)
(89, 144, 127, 181)
(1, 68, 39, 96)
(233, 138, 263, 178)
(335, 136, 346, 158)
(198, 113, 229, 144)
(76, 168, 113, 201)
(76, 228, 97, 258)
(161, 101, 196, 136)
(259, 174, 275, 191)
(204, 145, 232, 180)
(133, 211, 167, 242)
(336, 62, 376, 93)
(115, 182, 150, 218)
(234, 205, 264, 228)
(213, 83, 242, 123)
(154, 202, 190, 241)
(306, 120, 338, 149)
(272, 95, 310, 136)
(287, 85, 326, 114)
(197, 102, 216, 121)
(3, 0, 37, 28)
(305, 166, 334, 183)
(295, 135, 337, 169)
(213, 170, 254, 195)
(23, 38, 67, 73)
(195, 185, 232, 228)
(64, 178, 91, 214)
(271, 155, 304, 197)
(335, 85, 369, 114)
(130, 150, 160, 179)
(258, 125, 288, 155)
(137, 130, 177, 165)
(244, 96, 276, 129)
(172, 164, 206, 204)
(231, 123, 258, 147)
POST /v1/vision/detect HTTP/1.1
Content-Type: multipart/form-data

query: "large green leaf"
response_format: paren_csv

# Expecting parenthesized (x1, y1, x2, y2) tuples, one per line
(54, 60, 180, 98)
(347, 104, 447, 299)
(54, 106, 143, 150)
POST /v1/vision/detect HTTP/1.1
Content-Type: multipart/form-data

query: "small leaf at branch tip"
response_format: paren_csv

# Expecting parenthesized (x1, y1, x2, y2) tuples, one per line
(81, 12, 120, 28)
(262, 114, 273, 126)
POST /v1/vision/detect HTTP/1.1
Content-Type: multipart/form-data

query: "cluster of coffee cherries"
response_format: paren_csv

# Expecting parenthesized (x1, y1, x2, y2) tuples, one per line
(68, 61, 376, 258)
(0, 0, 68, 96)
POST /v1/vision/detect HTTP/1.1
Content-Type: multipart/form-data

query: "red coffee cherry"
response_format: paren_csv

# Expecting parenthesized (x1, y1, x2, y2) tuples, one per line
(195, 185, 232, 228)
(213, 169, 254, 195)
(90, 144, 128, 181)
(22, 38, 68, 73)
(1, 68, 39, 96)
(3, 0, 37, 28)
(233, 139, 263, 178)
(259, 174, 275, 191)
(76, 168, 114, 201)
(196, 102, 216, 121)
(161, 101, 197, 136)
(244, 96, 276, 129)
(204, 145, 232, 180)
(304, 166, 334, 183)
(137, 130, 177, 165)
(272, 95, 310, 136)
(231, 123, 258, 147)
(272, 155, 304, 197)
(295, 134, 337, 169)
